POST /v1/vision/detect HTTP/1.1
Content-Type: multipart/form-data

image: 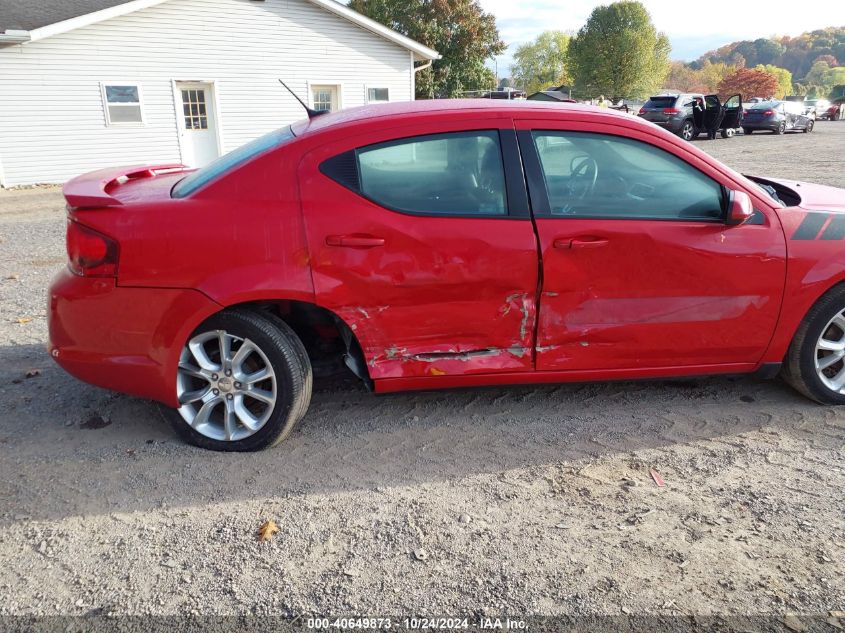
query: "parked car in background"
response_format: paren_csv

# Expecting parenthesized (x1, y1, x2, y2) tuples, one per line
(823, 98, 845, 121)
(804, 99, 829, 119)
(742, 100, 815, 134)
(638, 93, 741, 140)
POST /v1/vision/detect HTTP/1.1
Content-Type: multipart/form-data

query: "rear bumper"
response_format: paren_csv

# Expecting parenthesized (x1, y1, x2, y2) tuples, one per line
(48, 268, 221, 407)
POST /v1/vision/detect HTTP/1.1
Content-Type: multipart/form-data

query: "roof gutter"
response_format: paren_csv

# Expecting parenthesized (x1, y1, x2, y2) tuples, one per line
(414, 59, 433, 74)
(0, 30, 31, 47)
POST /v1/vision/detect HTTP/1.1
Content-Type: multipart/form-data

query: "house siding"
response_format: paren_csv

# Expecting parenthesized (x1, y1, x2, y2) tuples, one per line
(0, 0, 414, 186)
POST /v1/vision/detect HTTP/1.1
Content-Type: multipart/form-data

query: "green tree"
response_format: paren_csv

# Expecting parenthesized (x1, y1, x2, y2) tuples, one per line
(510, 31, 572, 95)
(803, 60, 845, 98)
(755, 64, 793, 98)
(348, 0, 505, 98)
(567, 1, 670, 100)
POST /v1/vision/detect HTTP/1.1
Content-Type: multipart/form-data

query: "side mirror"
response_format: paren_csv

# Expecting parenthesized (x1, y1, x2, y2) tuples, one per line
(727, 190, 754, 225)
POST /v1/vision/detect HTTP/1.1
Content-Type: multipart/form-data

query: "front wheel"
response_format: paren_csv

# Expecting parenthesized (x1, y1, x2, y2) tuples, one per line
(776, 121, 786, 135)
(159, 309, 312, 451)
(804, 120, 814, 133)
(783, 285, 845, 405)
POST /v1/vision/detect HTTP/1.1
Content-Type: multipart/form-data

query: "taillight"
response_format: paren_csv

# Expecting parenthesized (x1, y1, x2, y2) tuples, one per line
(662, 107, 680, 114)
(763, 109, 774, 116)
(66, 220, 118, 277)
(638, 106, 646, 114)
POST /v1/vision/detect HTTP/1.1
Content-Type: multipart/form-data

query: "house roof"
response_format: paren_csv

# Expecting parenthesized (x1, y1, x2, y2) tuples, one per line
(0, 0, 440, 60)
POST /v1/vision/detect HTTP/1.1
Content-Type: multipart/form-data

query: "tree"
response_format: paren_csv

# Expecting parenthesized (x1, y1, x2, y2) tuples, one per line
(755, 64, 793, 98)
(566, 1, 670, 100)
(348, 0, 505, 98)
(803, 60, 845, 98)
(717, 68, 779, 100)
(510, 31, 572, 95)
(663, 61, 709, 93)
(697, 61, 739, 93)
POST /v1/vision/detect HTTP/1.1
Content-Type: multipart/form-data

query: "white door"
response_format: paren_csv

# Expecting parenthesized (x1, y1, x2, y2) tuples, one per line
(176, 82, 219, 167)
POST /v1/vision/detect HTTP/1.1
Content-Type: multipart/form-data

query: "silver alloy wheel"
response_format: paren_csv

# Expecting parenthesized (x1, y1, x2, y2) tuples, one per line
(814, 311, 845, 393)
(176, 330, 277, 441)
(682, 121, 694, 141)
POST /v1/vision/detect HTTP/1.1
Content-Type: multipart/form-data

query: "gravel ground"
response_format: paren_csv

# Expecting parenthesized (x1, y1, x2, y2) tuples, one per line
(1, 122, 844, 624)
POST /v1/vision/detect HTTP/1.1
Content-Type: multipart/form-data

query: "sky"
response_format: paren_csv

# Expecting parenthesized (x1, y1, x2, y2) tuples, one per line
(479, 0, 845, 76)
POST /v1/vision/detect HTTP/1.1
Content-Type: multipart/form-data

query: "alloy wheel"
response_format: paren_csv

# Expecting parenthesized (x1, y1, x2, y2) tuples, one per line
(681, 122, 694, 141)
(176, 330, 277, 441)
(814, 311, 845, 393)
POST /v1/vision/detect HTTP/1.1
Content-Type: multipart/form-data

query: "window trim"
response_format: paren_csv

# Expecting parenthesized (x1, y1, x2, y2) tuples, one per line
(307, 80, 344, 112)
(517, 129, 728, 223)
(320, 129, 529, 219)
(366, 86, 390, 104)
(100, 81, 144, 127)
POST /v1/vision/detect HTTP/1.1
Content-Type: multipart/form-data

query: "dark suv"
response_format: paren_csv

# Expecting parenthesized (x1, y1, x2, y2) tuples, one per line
(638, 94, 701, 140)
(639, 93, 743, 141)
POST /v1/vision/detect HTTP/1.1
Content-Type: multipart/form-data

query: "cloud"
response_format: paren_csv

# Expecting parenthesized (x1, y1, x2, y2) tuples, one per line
(479, 0, 845, 73)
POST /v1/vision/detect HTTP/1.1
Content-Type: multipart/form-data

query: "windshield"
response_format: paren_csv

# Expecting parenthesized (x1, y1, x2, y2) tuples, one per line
(172, 126, 295, 198)
(644, 96, 678, 108)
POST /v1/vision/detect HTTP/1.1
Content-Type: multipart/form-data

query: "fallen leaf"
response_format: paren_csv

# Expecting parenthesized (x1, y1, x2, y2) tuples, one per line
(650, 469, 666, 487)
(24, 368, 41, 378)
(16, 317, 33, 324)
(257, 519, 279, 542)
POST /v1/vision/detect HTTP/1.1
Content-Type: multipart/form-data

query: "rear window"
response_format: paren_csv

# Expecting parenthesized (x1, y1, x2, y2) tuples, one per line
(171, 126, 295, 198)
(644, 96, 678, 108)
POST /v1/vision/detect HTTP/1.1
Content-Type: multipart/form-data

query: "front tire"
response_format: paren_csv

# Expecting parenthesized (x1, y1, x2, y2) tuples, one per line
(783, 284, 845, 405)
(776, 121, 786, 135)
(159, 309, 312, 451)
(804, 120, 814, 133)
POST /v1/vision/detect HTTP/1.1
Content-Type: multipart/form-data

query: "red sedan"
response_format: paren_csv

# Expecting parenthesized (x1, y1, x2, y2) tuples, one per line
(50, 100, 845, 451)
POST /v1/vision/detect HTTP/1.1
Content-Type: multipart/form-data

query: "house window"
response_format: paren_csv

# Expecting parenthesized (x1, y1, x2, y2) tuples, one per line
(367, 87, 389, 103)
(102, 83, 143, 125)
(311, 84, 339, 112)
(181, 89, 208, 130)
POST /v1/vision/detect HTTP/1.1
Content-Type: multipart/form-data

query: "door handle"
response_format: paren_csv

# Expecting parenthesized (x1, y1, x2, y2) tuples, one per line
(326, 235, 385, 248)
(553, 237, 608, 250)
(570, 238, 608, 249)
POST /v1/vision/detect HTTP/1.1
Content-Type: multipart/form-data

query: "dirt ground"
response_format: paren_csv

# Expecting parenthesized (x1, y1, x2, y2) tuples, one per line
(1, 121, 844, 625)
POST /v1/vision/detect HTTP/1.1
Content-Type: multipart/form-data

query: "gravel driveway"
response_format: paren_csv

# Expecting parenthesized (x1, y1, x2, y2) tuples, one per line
(1, 122, 844, 625)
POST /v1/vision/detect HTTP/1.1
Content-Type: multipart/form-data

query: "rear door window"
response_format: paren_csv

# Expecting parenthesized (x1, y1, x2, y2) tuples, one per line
(325, 131, 508, 216)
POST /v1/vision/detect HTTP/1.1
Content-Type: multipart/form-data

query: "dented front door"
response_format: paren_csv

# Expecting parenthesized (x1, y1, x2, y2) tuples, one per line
(299, 121, 539, 380)
(516, 119, 786, 371)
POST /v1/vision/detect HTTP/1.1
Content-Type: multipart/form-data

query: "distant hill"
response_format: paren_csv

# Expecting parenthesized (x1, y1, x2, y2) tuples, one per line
(692, 27, 845, 78)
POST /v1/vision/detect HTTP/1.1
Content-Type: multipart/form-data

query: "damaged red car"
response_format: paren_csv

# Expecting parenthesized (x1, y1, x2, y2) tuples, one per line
(50, 100, 845, 451)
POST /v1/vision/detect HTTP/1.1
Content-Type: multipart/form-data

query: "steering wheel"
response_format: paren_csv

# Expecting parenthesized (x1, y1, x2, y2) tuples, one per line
(569, 156, 599, 199)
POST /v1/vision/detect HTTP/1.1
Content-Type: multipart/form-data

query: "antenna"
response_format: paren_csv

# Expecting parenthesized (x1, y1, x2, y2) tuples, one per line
(278, 79, 327, 119)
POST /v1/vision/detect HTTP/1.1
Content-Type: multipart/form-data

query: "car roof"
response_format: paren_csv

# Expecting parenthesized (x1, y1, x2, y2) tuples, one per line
(292, 99, 632, 137)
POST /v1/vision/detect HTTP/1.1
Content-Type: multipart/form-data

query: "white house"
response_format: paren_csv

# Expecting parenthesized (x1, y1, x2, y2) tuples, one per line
(0, 0, 439, 186)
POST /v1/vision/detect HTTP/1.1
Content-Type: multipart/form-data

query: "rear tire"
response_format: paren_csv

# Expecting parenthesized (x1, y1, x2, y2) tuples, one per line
(776, 121, 786, 134)
(158, 309, 312, 451)
(804, 120, 814, 133)
(782, 284, 845, 405)
(680, 120, 695, 141)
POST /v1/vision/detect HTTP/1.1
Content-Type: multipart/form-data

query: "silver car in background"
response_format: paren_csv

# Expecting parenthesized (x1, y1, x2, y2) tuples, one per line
(742, 100, 815, 134)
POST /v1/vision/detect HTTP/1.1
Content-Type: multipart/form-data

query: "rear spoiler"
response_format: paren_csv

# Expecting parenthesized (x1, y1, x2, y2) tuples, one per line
(63, 163, 187, 209)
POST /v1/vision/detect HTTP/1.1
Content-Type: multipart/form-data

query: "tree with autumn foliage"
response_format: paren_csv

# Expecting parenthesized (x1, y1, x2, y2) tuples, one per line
(717, 68, 779, 100)
(348, 0, 505, 99)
